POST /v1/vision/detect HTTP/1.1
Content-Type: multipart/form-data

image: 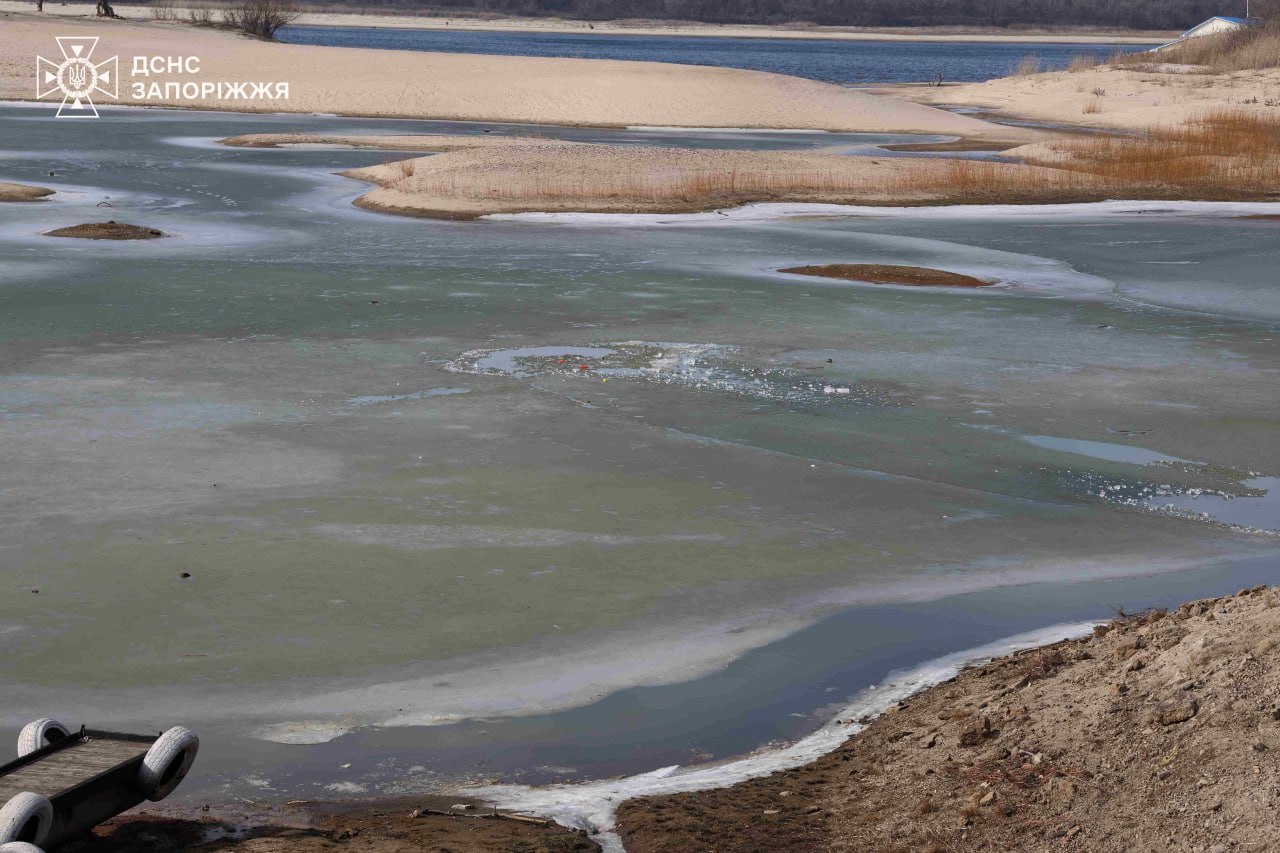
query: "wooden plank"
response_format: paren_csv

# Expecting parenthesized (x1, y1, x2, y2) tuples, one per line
(0, 738, 150, 800)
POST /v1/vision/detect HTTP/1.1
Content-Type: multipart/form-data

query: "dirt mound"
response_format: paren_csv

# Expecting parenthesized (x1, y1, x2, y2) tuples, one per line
(45, 221, 166, 240)
(619, 585, 1280, 852)
(780, 264, 992, 287)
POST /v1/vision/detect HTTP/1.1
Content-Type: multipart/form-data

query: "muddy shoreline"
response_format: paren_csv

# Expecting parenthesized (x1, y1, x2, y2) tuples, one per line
(67, 795, 598, 852)
(618, 585, 1280, 851)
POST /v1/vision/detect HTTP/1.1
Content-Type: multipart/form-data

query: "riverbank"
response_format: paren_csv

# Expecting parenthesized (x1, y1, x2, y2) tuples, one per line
(618, 585, 1280, 851)
(65, 796, 599, 852)
(0, 3, 1173, 43)
(0, 12, 1013, 135)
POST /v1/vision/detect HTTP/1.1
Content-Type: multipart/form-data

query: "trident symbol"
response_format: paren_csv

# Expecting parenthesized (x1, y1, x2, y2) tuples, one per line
(67, 63, 88, 91)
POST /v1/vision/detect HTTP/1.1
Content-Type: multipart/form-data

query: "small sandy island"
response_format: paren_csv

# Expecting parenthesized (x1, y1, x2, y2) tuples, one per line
(0, 181, 54, 202)
(619, 585, 1280, 852)
(780, 264, 992, 287)
(45, 221, 167, 240)
(339, 142, 1105, 218)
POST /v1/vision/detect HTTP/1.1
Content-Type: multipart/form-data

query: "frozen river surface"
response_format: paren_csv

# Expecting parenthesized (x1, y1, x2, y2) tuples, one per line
(0, 103, 1277, 803)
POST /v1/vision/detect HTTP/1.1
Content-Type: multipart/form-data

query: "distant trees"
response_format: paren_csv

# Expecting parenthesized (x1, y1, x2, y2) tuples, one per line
(223, 0, 300, 37)
(337, 0, 1269, 30)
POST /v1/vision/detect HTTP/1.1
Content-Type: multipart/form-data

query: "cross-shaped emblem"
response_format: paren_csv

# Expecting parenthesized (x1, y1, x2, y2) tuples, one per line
(37, 36, 118, 118)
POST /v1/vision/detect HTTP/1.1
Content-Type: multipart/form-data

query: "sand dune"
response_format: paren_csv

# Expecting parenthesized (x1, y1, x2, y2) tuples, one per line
(893, 65, 1280, 131)
(2, 12, 1021, 135)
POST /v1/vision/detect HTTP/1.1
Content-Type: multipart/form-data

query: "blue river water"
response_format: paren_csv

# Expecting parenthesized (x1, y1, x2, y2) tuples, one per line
(278, 25, 1143, 85)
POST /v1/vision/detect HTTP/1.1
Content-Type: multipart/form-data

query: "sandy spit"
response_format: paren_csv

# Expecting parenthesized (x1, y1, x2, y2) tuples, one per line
(618, 585, 1280, 852)
(2, 12, 1020, 136)
(0, 181, 54, 202)
(889, 64, 1280, 131)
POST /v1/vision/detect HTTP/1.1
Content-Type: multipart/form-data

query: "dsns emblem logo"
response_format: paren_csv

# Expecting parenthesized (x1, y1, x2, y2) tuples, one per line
(37, 36, 118, 118)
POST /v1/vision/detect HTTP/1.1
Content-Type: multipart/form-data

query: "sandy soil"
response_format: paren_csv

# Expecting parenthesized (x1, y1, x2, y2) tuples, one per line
(0, 3, 1173, 43)
(618, 584, 1280, 852)
(45, 220, 166, 239)
(1, 12, 1017, 135)
(779, 264, 993, 287)
(0, 181, 54, 202)
(63, 797, 598, 852)
(892, 65, 1280, 131)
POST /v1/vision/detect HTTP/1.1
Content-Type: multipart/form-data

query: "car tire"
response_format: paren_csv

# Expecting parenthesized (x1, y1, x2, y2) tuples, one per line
(0, 842, 46, 853)
(15, 720, 70, 758)
(136, 726, 199, 801)
(0, 792, 54, 846)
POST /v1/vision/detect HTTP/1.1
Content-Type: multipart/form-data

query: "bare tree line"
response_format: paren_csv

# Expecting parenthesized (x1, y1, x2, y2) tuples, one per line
(310, 0, 1275, 29)
(31, 0, 1280, 31)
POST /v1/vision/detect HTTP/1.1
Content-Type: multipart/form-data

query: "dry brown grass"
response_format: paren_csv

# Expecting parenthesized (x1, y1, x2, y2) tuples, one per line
(881, 158, 1108, 200)
(385, 156, 416, 192)
(397, 164, 879, 204)
(884, 110, 1280, 201)
(1012, 54, 1043, 77)
(1133, 22, 1280, 72)
(1066, 53, 1102, 73)
(355, 110, 1279, 217)
(1029, 109, 1280, 195)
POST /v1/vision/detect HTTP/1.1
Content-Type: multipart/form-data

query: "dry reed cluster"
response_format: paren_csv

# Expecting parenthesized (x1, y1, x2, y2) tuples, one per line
(1032, 109, 1280, 194)
(407, 166, 873, 203)
(366, 110, 1280, 211)
(1125, 22, 1280, 72)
